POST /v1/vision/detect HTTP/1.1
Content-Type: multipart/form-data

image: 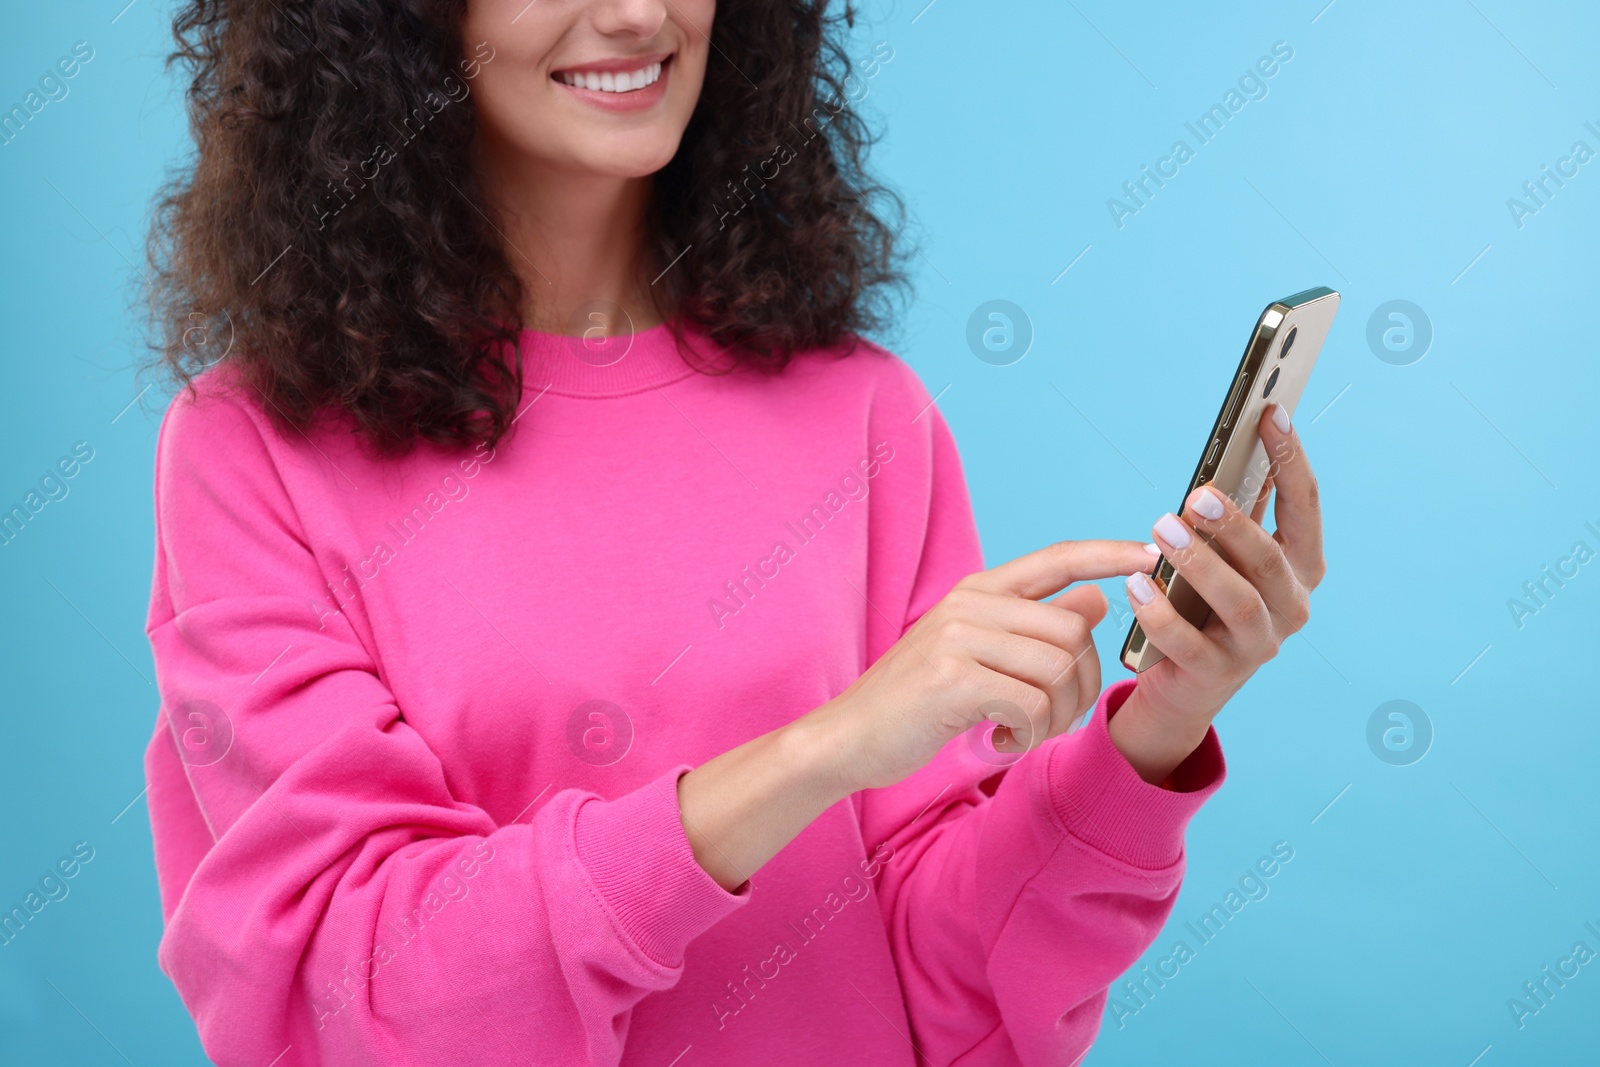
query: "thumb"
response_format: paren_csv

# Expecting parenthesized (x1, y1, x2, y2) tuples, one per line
(1049, 583, 1109, 629)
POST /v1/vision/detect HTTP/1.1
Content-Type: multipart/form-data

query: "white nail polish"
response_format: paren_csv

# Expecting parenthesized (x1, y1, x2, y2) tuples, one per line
(1193, 487, 1225, 521)
(1143, 542, 1161, 556)
(1272, 404, 1290, 433)
(1127, 571, 1157, 605)
(1154, 512, 1191, 550)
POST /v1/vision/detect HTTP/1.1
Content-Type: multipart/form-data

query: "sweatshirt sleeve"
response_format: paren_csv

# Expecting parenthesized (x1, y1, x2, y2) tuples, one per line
(852, 357, 1226, 1066)
(142, 382, 749, 1067)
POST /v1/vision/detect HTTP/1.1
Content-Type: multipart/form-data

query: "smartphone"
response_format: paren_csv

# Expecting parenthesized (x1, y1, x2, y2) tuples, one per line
(1121, 285, 1340, 672)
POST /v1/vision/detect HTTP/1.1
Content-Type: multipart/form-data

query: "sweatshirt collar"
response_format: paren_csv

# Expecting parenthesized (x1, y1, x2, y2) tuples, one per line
(519, 319, 725, 398)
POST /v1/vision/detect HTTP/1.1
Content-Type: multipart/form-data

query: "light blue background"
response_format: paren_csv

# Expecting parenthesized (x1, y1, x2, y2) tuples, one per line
(2, 1, 1596, 1064)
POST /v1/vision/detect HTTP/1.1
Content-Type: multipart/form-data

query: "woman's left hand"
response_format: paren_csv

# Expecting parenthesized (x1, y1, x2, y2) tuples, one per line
(1109, 402, 1326, 784)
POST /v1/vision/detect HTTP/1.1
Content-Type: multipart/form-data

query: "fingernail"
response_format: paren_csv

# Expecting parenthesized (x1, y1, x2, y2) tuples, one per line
(1271, 404, 1290, 433)
(1127, 571, 1157, 605)
(1143, 542, 1161, 556)
(1191, 487, 1226, 521)
(1154, 512, 1192, 550)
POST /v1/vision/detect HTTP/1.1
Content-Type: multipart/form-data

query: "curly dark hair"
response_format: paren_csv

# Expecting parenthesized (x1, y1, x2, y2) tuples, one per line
(142, 1, 908, 456)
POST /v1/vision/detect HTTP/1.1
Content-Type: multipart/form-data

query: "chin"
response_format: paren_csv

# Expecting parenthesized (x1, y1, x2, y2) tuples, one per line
(564, 136, 686, 180)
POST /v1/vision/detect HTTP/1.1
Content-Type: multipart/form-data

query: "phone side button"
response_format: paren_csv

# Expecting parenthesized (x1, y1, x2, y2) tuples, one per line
(1221, 373, 1249, 428)
(1203, 440, 1220, 469)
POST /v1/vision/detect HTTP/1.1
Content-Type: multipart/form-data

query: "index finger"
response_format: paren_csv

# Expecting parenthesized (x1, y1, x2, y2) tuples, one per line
(962, 539, 1158, 601)
(1259, 404, 1323, 579)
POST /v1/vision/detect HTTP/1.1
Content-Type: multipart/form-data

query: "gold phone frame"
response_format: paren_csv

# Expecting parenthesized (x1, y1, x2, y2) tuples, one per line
(1120, 286, 1340, 672)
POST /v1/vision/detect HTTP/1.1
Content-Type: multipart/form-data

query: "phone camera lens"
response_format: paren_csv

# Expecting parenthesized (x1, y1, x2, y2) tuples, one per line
(1279, 326, 1298, 359)
(1263, 366, 1280, 398)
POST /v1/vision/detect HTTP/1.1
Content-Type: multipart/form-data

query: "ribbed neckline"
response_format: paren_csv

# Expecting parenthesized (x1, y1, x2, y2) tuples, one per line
(517, 318, 721, 398)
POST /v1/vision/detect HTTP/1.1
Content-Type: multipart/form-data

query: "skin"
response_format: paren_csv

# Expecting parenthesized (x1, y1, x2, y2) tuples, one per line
(460, 1, 1327, 893)
(460, 0, 713, 334)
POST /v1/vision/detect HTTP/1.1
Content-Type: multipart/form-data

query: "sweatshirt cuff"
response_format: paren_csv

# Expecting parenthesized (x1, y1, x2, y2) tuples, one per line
(1044, 678, 1225, 870)
(573, 763, 751, 968)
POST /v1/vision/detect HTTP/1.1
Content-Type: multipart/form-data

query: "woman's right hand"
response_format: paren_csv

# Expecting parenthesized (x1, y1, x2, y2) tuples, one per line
(805, 540, 1160, 793)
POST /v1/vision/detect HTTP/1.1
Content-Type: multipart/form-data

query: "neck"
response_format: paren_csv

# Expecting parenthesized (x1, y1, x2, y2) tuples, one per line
(472, 137, 663, 336)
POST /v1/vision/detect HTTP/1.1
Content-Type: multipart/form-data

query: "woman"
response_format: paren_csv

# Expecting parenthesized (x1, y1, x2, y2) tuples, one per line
(140, 1, 1324, 1064)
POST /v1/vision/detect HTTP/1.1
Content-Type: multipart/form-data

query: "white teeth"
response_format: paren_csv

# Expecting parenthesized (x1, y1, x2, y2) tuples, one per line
(559, 61, 662, 93)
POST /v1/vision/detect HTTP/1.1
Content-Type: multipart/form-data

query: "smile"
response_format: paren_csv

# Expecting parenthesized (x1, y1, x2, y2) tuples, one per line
(553, 56, 668, 94)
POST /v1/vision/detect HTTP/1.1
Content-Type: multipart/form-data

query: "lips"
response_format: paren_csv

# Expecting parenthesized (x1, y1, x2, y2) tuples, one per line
(550, 52, 672, 112)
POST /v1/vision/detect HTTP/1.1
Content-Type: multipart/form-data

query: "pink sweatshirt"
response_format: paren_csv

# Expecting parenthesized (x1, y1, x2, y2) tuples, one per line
(143, 322, 1224, 1066)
